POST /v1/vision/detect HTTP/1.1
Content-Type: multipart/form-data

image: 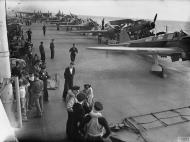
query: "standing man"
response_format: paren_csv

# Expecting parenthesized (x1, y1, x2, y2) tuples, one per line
(72, 93, 86, 142)
(31, 73, 44, 117)
(81, 84, 94, 114)
(69, 43, 78, 62)
(80, 101, 111, 142)
(62, 62, 75, 100)
(39, 66, 49, 101)
(49, 39, 55, 59)
(27, 72, 35, 110)
(65, 86, 80, 140)
(39, 41, 46, 62)
(26, 28, 32, 42)
(42, 24, 46, 36)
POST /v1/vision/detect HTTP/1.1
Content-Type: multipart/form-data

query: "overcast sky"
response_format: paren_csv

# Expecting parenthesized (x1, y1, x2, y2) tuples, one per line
(6, 0, 190, 21)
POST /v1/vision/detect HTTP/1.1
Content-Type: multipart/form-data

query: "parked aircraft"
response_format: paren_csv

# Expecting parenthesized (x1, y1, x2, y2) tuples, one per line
(70, 14, 157, 42)
(87, 30, 190, 77)
(59, 18, 99, 31)
(70, 22, 121, 39)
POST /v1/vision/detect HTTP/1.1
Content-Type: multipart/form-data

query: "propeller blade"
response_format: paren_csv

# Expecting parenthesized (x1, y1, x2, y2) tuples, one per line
(153, 13, 157, 23)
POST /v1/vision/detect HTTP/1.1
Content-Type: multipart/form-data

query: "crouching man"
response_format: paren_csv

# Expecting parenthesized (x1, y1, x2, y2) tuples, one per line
(80, 101, 112, 142)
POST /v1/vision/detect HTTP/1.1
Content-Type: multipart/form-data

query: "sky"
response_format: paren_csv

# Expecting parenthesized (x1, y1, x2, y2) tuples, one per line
(6, 0, 190, 22)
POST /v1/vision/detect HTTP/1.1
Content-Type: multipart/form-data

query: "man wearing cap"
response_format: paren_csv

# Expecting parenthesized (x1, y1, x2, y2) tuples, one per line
(80, 101, 111, 142)
(69, 43, 78, 62)
(49, 39, 55, 59)
(39, 67, 50, 101)
(72, 92, 86, 141)
(65, 86, 80, 140)
(39, 41, 46, 62)
(62, 62, 75, 100)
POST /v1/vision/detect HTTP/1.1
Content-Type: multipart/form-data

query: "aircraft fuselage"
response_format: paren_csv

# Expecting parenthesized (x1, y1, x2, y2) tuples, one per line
(127, 32, 190, 61)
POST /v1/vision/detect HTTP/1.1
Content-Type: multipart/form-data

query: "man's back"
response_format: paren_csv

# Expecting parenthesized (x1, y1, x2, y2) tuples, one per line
(31, 79, 43, 94)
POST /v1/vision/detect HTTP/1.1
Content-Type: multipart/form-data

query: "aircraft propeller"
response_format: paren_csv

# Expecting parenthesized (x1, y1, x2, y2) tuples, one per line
(153, 13, 157, 23)
(150, 13, 158, 28)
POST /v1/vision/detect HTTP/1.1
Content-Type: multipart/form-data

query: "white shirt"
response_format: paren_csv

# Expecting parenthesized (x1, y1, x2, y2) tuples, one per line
(69, 67, 73, 74)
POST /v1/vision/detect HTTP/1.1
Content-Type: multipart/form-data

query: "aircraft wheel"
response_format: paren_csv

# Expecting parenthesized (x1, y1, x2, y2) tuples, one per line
(151, 64, 163, 72)
(151, 64, 167, 78)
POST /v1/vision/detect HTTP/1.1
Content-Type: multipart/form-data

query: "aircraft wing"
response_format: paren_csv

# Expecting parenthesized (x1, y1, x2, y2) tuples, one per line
(70, 30, 108, 33)
(59, 25, 85, 28)
(87, 46, 182, 55)
(109, 19, 134, 25)
(108, 42, 130, 46)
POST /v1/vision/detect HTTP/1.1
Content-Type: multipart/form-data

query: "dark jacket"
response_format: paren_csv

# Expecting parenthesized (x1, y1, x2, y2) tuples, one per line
(64, 67, 75, 81)
(50, 42, 54, 50)
(73, 102, 85, 125)
(72, 102, 85, 141)
(39, 44, 45, 54)
(64, 67, 75, 90)
(69, 47, 78, 55)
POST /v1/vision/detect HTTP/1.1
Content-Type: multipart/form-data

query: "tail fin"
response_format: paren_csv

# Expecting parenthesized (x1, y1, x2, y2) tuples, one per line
(119, 29, 130, 43)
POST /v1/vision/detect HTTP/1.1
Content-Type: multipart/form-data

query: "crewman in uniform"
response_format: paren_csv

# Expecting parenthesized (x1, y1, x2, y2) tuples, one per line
(49, 39, 55, 59)
(80, 101, 111, 142)
(39, 66, 49, 101)
(39, 41, 46, 62)
(66, 86, 80, 140)
(69, 43, 78, 62)
(26, 28, 32, 42)
(72, 92, 86, 142)
(62, 62, 75, 100)
(42, 24, 46, 36)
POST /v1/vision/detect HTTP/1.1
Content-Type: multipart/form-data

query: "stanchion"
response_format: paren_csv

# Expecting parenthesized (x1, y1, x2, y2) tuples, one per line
(14, 77, 22, 128)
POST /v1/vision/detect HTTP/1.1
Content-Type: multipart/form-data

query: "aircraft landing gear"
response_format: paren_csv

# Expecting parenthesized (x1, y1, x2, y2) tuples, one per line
(151, 55, 167, 78)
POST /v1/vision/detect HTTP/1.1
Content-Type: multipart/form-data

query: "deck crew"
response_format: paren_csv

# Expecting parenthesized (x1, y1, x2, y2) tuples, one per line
(42, 24, 46, 36)
(65, 86, 80, 140)
(49, 39, 55, 59)
(39, 41, 46, 62)
(39, 66, 49, 101)
(26, 28, 32, 42)
(80, 101, 111, 142)
(62, 62, 75, 100)
(69, 43, 78, 62)
(31, 73, 44, 117)
(72, 92, 86, 142)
